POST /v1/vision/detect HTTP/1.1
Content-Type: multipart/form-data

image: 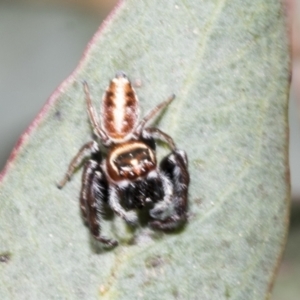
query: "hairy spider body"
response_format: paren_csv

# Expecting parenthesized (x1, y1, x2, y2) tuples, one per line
(106, 140, 156, 182)
(58, 72, 189, 247)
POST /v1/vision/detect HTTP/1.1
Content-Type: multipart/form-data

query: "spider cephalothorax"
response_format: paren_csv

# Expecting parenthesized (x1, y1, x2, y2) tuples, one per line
(58, 72, 189, 247)
(106, 141, 156, 181)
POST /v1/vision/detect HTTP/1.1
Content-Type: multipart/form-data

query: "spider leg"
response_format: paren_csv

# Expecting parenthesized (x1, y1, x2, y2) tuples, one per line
(144, 127, 176, 150)
(57, 141, 98, 189)
(135, 94, 175, 135)
(81, 159, 118, 247)
(83, 81, 109, 145)
(108, 185, 138, 226)
(150, 149, 189, 230)
(149, 172, 173, 220)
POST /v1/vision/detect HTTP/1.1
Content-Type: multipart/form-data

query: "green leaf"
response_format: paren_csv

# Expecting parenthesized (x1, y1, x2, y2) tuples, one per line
(0, 0, 290, 299)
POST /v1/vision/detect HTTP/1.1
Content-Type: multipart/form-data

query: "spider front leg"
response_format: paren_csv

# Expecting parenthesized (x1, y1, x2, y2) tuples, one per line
(81, 159, 118, 247)
(150, 149, 190, 230)
(148, 172, 173, 220)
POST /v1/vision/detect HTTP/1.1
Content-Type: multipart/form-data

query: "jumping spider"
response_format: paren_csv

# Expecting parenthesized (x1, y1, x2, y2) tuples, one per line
(58, 72, 189, 247)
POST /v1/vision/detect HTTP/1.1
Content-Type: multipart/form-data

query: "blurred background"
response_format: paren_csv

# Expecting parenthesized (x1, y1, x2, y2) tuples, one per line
(0, 0, 299, 298)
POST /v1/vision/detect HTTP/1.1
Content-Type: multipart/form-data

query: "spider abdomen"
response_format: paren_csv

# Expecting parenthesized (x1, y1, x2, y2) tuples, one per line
(101, 72, 139, 142)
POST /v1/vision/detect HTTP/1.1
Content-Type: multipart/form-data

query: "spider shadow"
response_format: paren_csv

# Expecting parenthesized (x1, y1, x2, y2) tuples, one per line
(87, 201, 186, 253)
(87, 201, 153, 253)
(136, 205, 188, 242)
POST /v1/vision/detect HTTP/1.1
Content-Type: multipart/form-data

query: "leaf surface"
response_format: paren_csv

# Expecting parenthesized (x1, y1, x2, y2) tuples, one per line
(0, 0, 290, 299)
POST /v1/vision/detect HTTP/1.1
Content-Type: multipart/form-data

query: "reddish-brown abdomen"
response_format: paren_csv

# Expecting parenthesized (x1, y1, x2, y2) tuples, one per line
(101, 73, 139, 142)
